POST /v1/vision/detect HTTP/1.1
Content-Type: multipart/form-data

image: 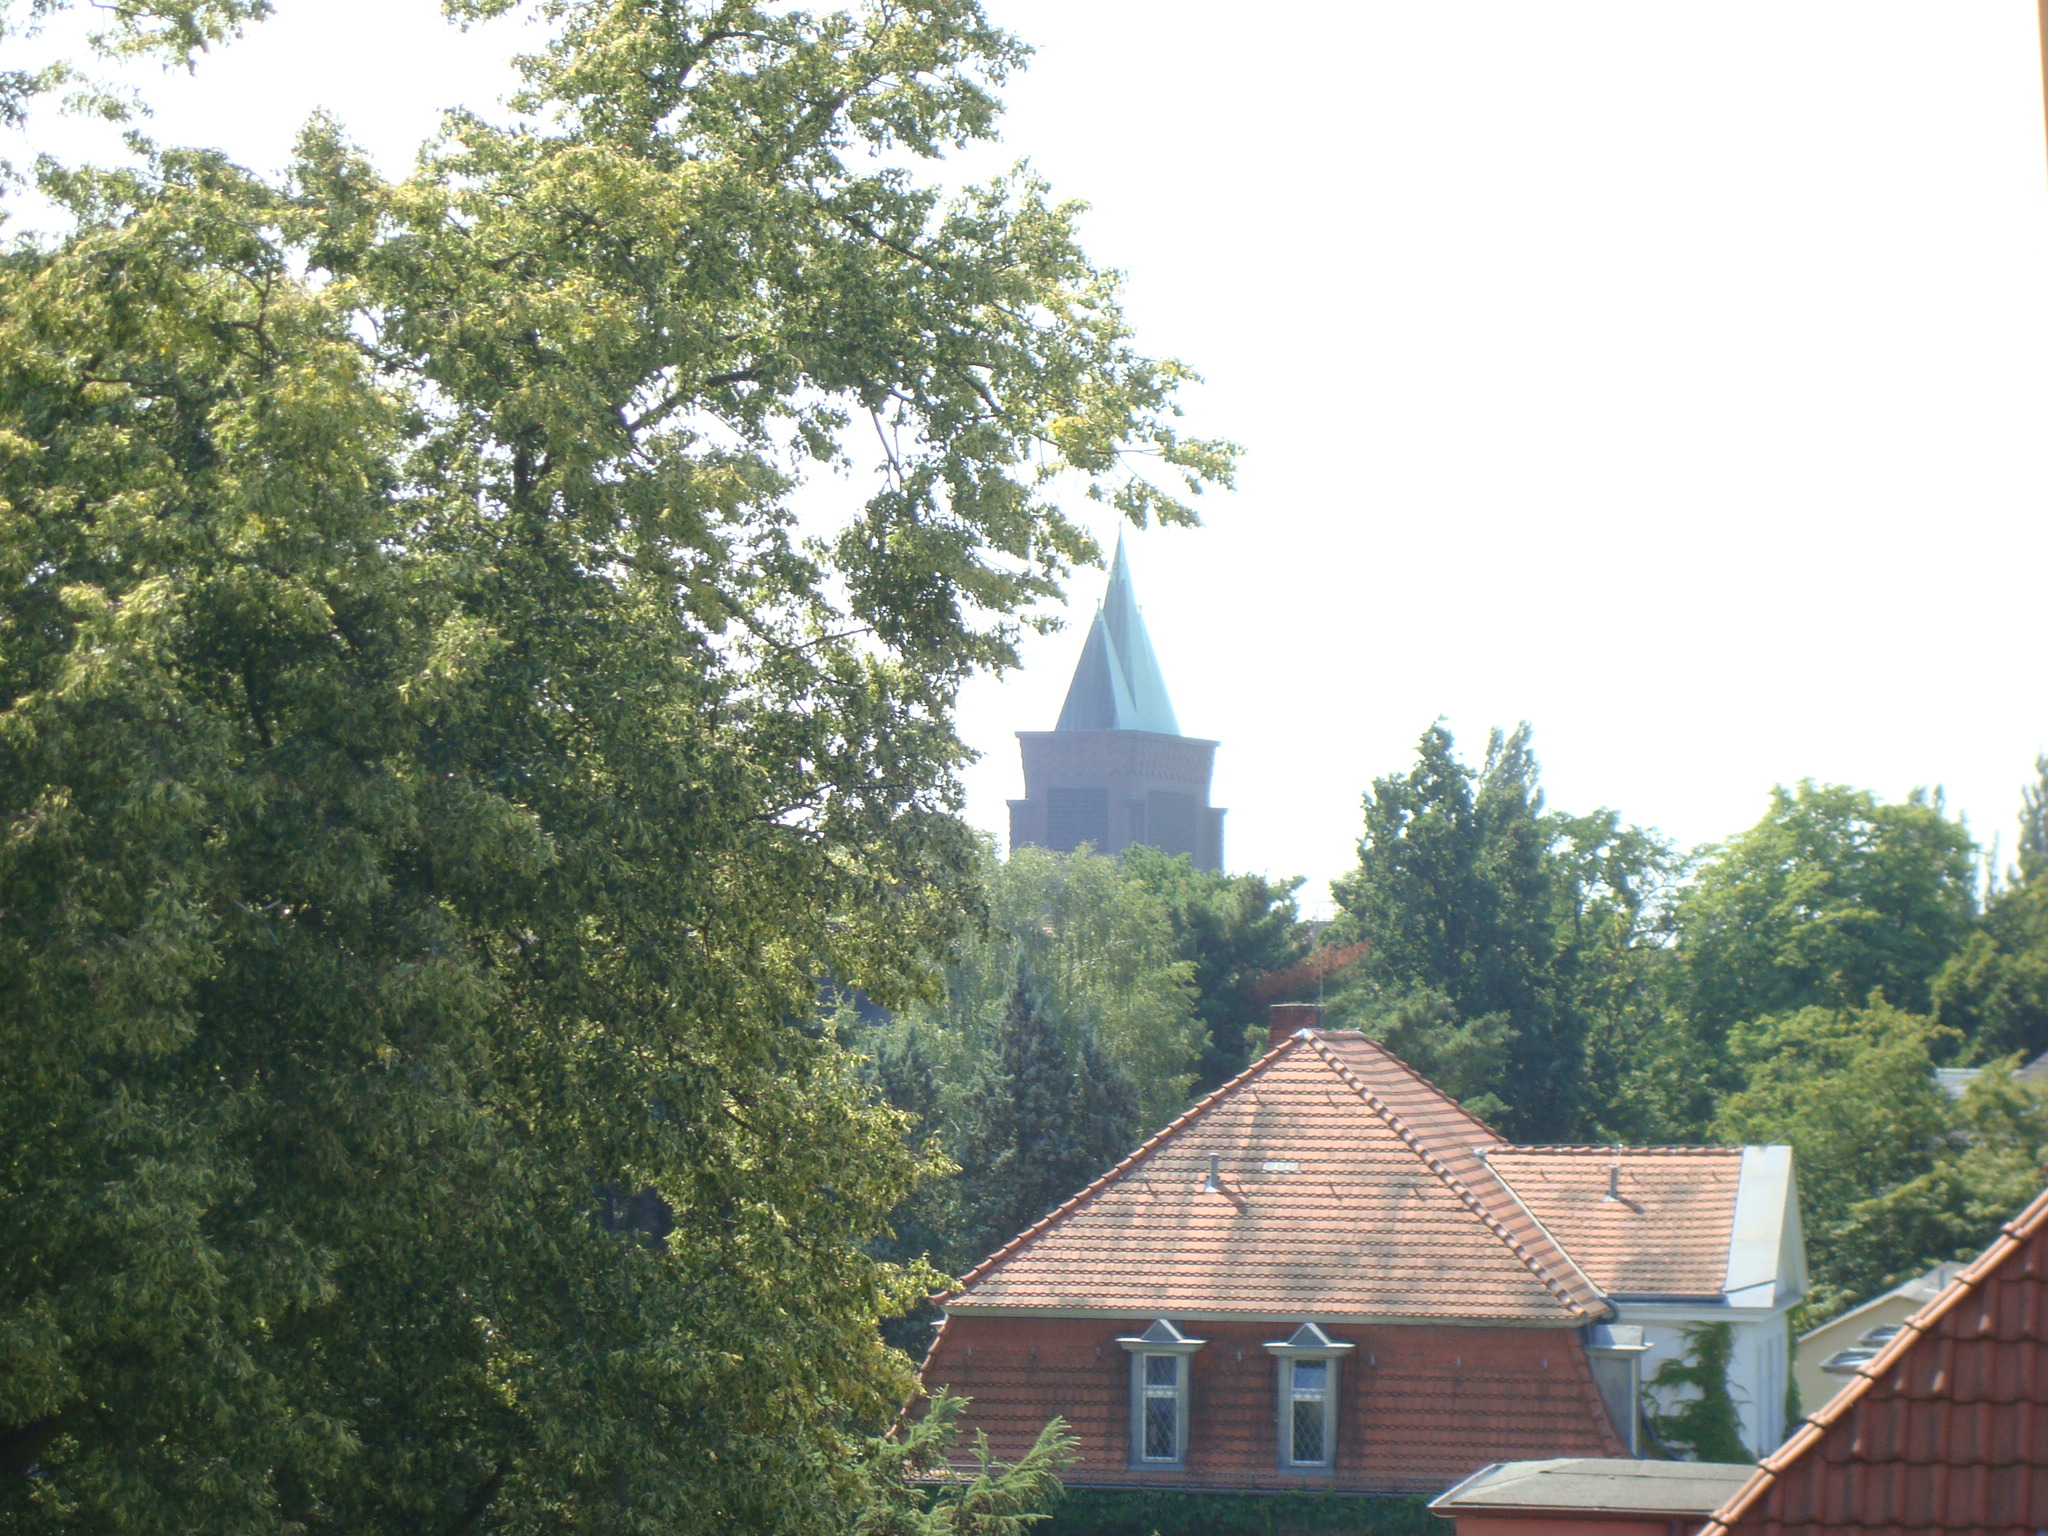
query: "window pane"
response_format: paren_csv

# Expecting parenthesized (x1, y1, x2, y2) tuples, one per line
(1291, 1398, 1325, 1464)
(1145, 1354, 1178, 1388)
(1144, 1395, 1178, 1459)
(1293, 1359, 1328, 1393)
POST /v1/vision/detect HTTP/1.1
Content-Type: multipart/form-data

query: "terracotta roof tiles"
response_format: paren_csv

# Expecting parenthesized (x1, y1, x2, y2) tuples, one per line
(1482, 1145, 1744, 1297)
(1700, 1181, 2048, 1536)
(943, 1031, 1610, 1324)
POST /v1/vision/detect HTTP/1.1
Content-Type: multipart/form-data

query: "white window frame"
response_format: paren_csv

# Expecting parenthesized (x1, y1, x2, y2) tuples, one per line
(1263, 1322, 1354, 1472)
(1116, 1319, 1206, 1469)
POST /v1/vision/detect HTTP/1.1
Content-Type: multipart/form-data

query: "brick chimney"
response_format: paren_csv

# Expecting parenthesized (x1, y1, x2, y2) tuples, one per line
(1268, 1002, 1324, 1048)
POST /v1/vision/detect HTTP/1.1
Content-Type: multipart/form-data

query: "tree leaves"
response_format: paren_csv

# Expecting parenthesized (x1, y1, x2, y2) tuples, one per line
(1, 2, 1231, 1530)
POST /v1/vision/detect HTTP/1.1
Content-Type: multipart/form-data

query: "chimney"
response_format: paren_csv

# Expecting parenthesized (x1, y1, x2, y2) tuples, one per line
(1268, 1002, 1324, 1048)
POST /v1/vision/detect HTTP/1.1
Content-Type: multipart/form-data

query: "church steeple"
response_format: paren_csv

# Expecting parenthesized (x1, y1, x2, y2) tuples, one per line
(1011, 531, 1225, 870)
(1054, 533, 1180, 734)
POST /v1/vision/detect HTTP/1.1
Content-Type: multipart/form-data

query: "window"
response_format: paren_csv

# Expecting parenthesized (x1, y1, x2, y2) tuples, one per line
(1116, 1318, 1205, 1468)
(1263, 1322, 1352, 1473)
(1288, 1358, 1328, 1464)
(1585, 1323, 1649, 1456)
(1142, 1354, 1180, 1460)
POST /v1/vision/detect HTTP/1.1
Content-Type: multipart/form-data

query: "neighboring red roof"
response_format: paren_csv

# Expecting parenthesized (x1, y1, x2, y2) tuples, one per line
(1483, 1146, 1744, 1297)
(941, 1030, 1608, 1324)
(1700, 1181, 2048, 1536)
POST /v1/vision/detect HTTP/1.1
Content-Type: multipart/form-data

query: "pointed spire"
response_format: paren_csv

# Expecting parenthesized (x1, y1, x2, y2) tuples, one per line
(1053, 532, 1181, 734)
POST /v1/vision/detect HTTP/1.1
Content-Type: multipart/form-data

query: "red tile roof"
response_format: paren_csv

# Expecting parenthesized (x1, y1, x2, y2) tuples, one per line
(1700, 1181, 2048, 1536)
(1482, 1146, 1744, 1297)
(941, 1031, 1608, 1324)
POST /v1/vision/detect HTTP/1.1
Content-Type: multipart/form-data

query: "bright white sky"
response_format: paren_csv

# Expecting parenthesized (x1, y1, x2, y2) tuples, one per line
(9, 1, 2048, 910)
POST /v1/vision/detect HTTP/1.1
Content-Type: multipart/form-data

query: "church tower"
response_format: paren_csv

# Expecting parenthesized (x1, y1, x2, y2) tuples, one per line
(1008, 535, 1225, 870)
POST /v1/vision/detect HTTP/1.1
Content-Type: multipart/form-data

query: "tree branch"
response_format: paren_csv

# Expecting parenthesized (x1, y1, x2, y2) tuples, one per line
(439, 1459, 509, 1536)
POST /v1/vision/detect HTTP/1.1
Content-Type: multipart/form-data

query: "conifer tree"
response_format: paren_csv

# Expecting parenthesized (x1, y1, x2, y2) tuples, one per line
(964, 973, 1138, 1257)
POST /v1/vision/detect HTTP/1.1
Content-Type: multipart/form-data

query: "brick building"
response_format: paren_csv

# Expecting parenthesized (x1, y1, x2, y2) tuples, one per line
(920, 1008, 1804, 1495)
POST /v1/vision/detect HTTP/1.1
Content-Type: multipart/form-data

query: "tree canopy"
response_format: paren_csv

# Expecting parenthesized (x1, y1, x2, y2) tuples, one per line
(1326, 723, 1678, 1142)
(1676, 781, 1978, 1048)
(0, 0, 1230, 1529)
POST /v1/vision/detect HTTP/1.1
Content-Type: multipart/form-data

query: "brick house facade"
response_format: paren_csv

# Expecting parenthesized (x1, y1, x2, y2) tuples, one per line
(920, 1009, 1804, 1494)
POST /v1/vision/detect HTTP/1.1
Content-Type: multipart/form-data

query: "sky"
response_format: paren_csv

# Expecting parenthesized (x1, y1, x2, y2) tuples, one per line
(8, 1, 2048, 911)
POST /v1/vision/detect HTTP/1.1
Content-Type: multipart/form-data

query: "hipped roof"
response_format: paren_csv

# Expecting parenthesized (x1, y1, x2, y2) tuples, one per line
(942, 1030, 1610, 1324)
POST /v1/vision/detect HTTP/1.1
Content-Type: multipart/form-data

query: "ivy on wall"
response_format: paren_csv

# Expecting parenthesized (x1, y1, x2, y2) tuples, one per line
(1645, 1322, 1752, 1462)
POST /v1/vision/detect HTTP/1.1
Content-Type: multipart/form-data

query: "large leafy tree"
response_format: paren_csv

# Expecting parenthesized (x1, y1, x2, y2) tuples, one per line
(1119, 845, 1308, 1093)
(0, 1, 1230, 1530)
(1676, 781, 1977, 1051)
(1328, 723, 1676, 1141)
(1712, 1001, 1956, 1315)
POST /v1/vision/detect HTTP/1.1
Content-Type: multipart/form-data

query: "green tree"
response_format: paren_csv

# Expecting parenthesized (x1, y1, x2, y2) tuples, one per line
(1119, 845, 1309, 1092)
(1677, 782, 1977, 1052)
(1555, 809, 1709, 1144)
(961, 973, 1139, 1260)
(863, 844, 1202, 1289)
(1329, 723, 1678, 1141)
(906, 844, 1202, 1129)
(1828, 1057, 2048, 1304)
(854, 1391, 1076, 1536)
(1711, 1001, 1954, 1315)
(0, 0, 1232, 1529)
(1933, 756, 2048, 1062)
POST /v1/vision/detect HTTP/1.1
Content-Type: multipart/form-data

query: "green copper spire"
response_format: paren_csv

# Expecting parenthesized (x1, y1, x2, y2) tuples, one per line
(1054, 533, 1181, 734)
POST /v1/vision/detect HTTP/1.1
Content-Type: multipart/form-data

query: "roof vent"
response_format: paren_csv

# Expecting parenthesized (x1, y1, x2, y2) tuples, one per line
(1603, 1161, 1621, 1201)
(1201, 1153, 1222, 1194)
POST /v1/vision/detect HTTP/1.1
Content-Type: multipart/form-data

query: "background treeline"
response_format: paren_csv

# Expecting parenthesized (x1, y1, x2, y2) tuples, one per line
(865, 724, 2048, 1336)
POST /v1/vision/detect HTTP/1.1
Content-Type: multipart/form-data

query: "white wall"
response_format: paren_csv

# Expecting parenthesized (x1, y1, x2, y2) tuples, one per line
(1623, 1307, 1793, 1458)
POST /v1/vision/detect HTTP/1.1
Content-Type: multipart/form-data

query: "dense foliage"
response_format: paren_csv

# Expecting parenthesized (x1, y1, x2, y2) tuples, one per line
(1321, 726, 2048, 1323)
(1325, 724, 1686, 1141)
(0, 0, 1229, 1530)
(8, 0, 2048, 1518)
(860, 843, 1303, 1313)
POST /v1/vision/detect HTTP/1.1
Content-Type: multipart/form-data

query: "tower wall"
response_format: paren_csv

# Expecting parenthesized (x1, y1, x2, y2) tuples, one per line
(1008, 729, 1224, 871)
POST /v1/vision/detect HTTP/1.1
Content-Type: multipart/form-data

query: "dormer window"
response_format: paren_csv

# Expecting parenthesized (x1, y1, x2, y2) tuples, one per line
(1116, 1318, 1206, 1468)
(1264, 1322, 1354, 1471)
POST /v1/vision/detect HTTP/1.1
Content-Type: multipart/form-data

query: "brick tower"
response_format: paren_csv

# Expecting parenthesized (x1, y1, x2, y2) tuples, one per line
(1007, 535, 1224, 870)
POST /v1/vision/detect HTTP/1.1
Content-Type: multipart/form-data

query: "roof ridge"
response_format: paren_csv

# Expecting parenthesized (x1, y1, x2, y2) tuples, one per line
(1319, 1029, 1505, 1143)
(1697, 1179, 2048, 1535)
(1304, 1034, 1603, 1320)
(1485, 1144, 1745, 1157)
(940, 1031, 1303, 1299)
